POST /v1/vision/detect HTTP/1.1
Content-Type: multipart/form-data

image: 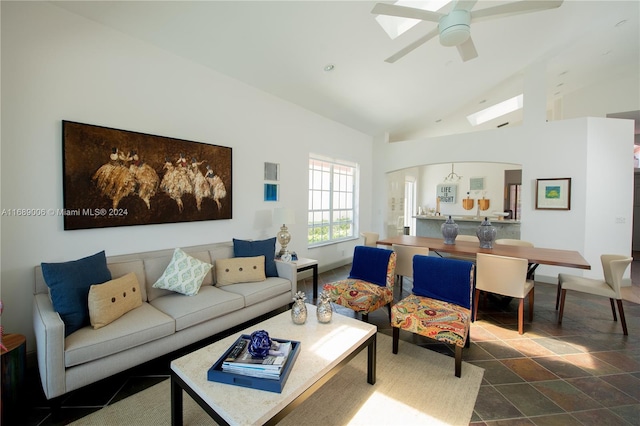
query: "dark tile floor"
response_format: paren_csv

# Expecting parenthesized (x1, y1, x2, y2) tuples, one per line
(19, 261, 640, 426)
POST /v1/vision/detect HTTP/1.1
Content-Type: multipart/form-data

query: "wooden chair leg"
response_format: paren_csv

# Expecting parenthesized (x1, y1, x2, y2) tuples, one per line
(392, 327, 399, 354)
(616, 299, 628, 336)
(518, 297, 524, 334)
(610, 298, 618, 321)
(473, 288, 480, 321)
(454, 345, 463, 378)
(558, 289, 567, 324)
(555, 280, 562, 310)
(387, 304, 392, 321)
(528, 287, 534, 322)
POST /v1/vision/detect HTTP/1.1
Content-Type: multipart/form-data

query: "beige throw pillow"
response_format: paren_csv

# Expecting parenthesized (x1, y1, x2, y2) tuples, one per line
(216, 256, 266, 286)
(88, 272, 142, 329)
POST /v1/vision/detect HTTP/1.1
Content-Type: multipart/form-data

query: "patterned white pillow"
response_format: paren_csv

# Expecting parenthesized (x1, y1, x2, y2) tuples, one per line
(152, 248, 213, 296)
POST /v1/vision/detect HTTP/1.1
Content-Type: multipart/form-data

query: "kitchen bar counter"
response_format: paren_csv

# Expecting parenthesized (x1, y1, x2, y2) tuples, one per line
(415, 215, 521, 239)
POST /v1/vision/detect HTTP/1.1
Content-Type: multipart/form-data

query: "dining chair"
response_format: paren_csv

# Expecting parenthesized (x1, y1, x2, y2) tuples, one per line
(474, 253, 534, 335)
(391, 244, 429, 297)
(557, 254, 632, 335)
(323, 245, 396, 322)
(360, 232, 379, 247)
(495, 239, 534, 247)
(449, 234, 478, 263)
(391, 255, 474, 377)
(495, 239, 536, 280)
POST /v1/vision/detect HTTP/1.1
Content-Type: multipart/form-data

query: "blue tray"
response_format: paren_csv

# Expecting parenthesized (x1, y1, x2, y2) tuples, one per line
(207, 334, 301, 393)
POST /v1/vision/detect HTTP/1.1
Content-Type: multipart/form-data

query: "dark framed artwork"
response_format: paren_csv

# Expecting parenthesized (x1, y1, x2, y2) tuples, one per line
(62, 121, 232, 230)
(535, 178, 571, 210)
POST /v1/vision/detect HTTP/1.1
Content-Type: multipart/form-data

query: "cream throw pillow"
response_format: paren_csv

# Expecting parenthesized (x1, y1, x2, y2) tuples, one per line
(88, 272, 142, 329)
(216, 256, 266, 286)
(152, 248, 213, 296)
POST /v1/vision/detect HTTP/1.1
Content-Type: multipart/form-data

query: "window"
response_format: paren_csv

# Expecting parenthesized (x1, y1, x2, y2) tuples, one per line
(308, 156, 358, 246)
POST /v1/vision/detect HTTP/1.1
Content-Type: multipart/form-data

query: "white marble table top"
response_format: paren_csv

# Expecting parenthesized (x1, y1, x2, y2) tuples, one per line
(171, 304, 377, 425)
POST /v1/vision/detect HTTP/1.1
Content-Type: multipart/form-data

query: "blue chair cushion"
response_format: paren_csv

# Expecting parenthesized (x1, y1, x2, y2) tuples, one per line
(412, 255, 473, 309)
(41, 251, 112, 336)
(233, 237, 278, 277)
(348, 246, 392, 287)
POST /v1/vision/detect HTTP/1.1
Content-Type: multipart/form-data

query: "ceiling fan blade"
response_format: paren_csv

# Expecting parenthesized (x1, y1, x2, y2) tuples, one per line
(385, 27, 440, 63)
(457, 37, 478, 62)
(452, 0, 478, 12)
(371, 3, 442, 23)
(471, 0, 563, 23)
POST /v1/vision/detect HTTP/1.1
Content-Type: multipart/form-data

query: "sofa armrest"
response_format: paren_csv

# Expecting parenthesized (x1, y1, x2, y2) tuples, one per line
(33, 293, 66, 400)
(275, 260, 297, 294)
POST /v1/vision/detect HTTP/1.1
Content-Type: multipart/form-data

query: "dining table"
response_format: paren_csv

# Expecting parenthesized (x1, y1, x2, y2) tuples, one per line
(376, 235, 591, 274)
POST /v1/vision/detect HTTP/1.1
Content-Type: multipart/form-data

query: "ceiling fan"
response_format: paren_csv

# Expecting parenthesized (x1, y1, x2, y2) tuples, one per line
(372, 0, 564, 63)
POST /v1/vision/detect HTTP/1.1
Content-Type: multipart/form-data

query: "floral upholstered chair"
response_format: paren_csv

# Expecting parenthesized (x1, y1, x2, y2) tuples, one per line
(324, 245, 396, 322)
(391, 255, 474, 377)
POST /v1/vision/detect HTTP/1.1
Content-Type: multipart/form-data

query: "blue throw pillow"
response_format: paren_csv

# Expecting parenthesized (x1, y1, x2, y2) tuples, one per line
(348, 246, 392, 287)
(233, 238, 278, 277)
(41, 251, 112, 336)
(412, 255, 473, 309)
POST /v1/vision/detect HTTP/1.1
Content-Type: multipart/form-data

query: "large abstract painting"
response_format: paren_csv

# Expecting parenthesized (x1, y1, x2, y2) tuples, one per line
(62, 121, 232, 230)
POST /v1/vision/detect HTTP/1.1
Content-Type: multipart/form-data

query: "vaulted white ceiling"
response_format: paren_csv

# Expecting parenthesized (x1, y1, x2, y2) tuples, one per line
(53, 1, 639, 140)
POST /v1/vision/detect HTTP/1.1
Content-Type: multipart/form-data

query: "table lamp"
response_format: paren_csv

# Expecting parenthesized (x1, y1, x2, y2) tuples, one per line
(273, 208, 295, 258)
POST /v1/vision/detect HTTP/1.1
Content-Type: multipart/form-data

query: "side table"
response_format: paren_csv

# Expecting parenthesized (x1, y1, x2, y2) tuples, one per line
(1, 333, 26, 425)
(293, 258, 319, 299)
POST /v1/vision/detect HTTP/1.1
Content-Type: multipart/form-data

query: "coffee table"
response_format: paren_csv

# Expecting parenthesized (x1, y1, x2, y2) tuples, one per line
(170, 304, 377, 426)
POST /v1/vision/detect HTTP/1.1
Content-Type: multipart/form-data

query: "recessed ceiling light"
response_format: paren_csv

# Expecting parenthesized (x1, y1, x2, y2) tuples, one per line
(554, 91, 561, 96)
(559, 71, 568, 76)
(556, 82, 564, 87)
(479, 99, 487, 104)
(435, 119, 442, 123)
(615, 20, 627, 27)
(602, 50, 612, 56)
(323, 64, 335, 72)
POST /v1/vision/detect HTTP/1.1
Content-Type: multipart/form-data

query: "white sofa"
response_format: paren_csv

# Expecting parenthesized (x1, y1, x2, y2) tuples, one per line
(33, 241, 297, 400)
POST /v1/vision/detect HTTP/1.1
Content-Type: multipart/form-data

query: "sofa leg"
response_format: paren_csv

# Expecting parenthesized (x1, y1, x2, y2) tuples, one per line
(392, 327, 399, 354)
(454, 345, 463, 378)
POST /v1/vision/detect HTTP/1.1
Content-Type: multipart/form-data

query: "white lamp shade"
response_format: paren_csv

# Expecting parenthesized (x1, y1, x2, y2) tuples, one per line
(273, 208, 295, 225)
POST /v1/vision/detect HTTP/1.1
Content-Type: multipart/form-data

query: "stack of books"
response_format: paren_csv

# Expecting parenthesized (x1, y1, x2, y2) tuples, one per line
(221, 337, 293, 380)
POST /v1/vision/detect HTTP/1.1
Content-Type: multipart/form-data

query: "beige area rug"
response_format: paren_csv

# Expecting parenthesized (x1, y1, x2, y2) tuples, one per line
(71, 333, 484, 426)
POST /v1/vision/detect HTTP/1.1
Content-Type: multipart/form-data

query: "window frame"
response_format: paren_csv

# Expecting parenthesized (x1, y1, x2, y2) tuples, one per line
(308, 155, 358, 247)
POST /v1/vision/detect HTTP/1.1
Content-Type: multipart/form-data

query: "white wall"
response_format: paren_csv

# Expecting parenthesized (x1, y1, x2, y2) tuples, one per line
(0, 2, 373, 351)
(373, 116, 634, 285)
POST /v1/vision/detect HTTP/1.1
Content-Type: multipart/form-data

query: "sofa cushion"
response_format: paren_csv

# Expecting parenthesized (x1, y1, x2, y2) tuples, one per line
(218, 276, 291, 307)
(233, 238, 278, 277)
(41, 251, 112, 336)
(151, 249, 213, 296)
(64, 302, 174, 368)
(150, 285, 245, 331)
(106, 259, 147, 302)
(145, 250, 213, 301)
(215, 256, 266, 286)
(88, 272, 143, 329)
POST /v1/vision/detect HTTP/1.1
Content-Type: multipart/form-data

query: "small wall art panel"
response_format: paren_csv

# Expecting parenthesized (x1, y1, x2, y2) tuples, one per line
(62, 121, 232, 230)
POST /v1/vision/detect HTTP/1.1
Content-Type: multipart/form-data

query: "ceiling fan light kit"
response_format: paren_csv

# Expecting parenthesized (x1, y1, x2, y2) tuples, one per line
(439, 9, 471, 46)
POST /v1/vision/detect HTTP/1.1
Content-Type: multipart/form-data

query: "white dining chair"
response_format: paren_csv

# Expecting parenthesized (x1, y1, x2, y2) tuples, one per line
(495, 239, 534, 247)
(360, 232, 379, 247)
(557, 254, 632, 335)
(475, 253, 534, 335)
(449, 235, 478, 262)
(392, 244, 429, 296)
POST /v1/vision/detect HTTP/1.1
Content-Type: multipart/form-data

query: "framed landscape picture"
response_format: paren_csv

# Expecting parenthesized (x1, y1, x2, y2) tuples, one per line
(535, 178, 571, 210)
(62, 121, 232, 230)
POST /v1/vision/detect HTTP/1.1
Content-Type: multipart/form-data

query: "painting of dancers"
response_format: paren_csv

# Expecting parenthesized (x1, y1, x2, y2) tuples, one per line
(62, 121, 232, 230)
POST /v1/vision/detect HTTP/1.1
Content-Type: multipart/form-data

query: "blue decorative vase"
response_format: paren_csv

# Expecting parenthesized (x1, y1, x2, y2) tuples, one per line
(248, 330, 272, 358)
(476, 217, 497, 249)
(441, 216, 459, 245)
